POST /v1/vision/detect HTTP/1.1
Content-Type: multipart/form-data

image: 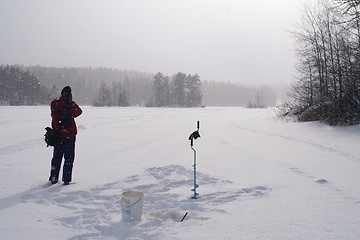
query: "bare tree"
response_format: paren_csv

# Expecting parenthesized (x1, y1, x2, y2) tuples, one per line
(292, 0, 360, 125)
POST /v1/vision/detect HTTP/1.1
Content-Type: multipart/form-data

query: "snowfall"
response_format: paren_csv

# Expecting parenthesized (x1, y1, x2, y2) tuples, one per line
(1, 106, 360, 240)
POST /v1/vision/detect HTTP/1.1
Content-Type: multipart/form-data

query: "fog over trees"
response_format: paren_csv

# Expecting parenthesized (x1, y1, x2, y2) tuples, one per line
(0, 65, 289, 107)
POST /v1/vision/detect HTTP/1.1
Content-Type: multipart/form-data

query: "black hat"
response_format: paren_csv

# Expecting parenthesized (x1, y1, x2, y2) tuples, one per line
(61, 86, 72, 97)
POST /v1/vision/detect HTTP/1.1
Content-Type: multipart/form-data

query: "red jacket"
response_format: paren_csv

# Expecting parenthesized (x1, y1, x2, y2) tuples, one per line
(51, 97, 83, 139)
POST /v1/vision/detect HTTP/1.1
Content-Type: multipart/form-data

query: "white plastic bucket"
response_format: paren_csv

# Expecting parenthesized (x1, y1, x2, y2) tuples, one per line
(121, 191, 144, 221)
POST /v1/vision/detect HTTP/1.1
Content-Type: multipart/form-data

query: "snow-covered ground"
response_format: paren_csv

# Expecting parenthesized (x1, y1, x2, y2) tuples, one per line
(1, 106, 360, 240)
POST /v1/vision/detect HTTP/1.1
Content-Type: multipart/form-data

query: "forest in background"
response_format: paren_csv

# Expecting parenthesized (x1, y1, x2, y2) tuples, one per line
(0, 65, 288, 107)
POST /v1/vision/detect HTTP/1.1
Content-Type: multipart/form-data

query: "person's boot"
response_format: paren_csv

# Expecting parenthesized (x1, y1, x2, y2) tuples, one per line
(50, 176, 58, 185)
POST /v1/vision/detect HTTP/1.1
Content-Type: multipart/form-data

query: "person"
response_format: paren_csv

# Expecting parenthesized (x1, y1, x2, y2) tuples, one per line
(49, 86, 82, 185)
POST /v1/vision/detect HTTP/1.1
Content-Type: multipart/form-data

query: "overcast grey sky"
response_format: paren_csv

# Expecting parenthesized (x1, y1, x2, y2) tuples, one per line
(0, 0, 302, 84)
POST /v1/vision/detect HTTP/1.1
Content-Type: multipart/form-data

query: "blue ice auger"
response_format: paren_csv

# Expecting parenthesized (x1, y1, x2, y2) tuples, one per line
(188, 121, 200, 199)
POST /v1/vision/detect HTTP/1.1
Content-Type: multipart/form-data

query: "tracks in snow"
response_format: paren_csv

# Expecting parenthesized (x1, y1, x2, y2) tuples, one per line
(19, 165, 270, 240)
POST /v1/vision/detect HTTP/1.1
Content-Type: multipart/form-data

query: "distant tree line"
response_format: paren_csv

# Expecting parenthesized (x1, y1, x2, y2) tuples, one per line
(0, 65, 49, 105)
(0, 65, 285, 107)
(25, 65, 153, 106)
(291, 0, 360, 125)
(149, 72, 202, 107)
(93, 79, 130, 107)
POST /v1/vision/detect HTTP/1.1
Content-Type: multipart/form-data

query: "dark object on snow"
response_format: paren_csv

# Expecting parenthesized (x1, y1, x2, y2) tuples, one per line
(180, 212, 188, 222)
(44, 127, 61, 147)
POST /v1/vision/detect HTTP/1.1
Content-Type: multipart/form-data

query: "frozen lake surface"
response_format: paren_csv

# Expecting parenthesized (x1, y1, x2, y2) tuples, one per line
(1, 106, 360, 240)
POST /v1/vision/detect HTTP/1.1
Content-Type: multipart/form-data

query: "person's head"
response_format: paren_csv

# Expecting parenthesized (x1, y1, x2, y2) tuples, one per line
(61, 86, 72, 98)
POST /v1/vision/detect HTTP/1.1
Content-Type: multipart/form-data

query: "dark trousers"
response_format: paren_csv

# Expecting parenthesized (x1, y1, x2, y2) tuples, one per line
(49, 137, 76, 182)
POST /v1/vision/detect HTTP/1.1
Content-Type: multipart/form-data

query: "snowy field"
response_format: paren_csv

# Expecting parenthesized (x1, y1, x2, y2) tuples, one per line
(1, 106, 360, 240)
